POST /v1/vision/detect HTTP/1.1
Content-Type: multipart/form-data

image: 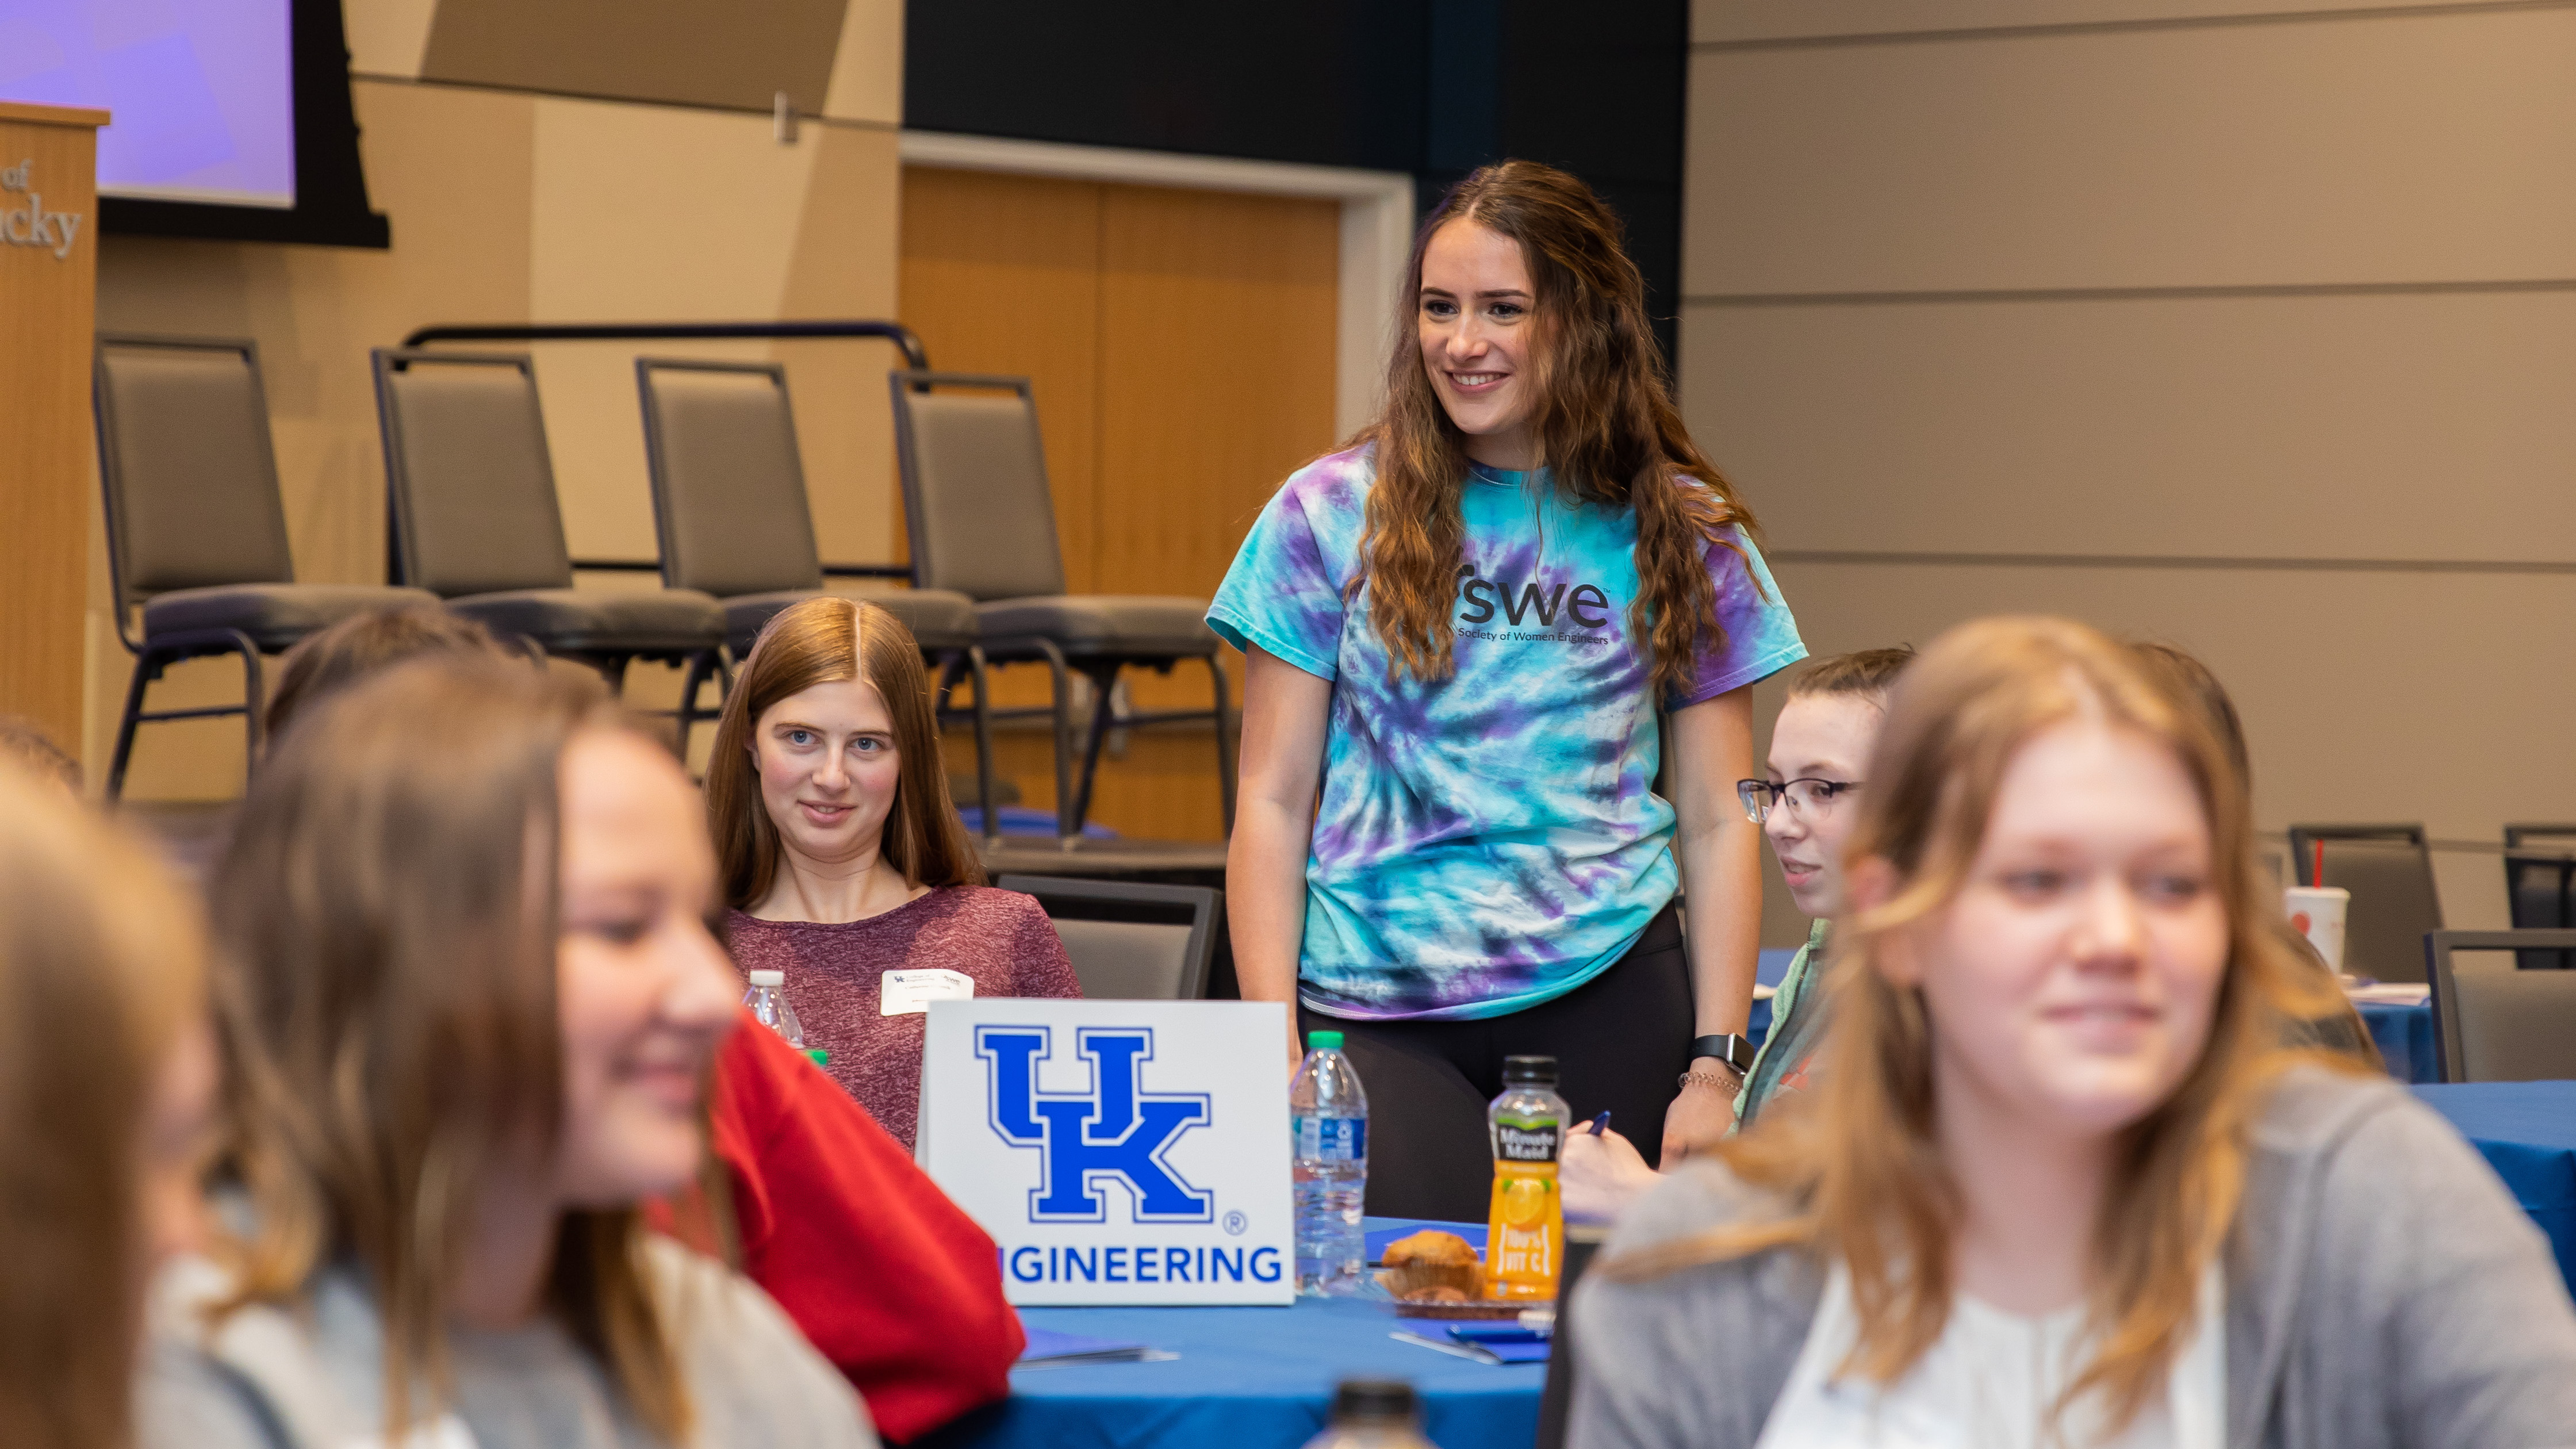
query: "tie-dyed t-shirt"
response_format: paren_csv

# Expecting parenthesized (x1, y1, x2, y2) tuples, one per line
(1206, 444, 1807, 1021)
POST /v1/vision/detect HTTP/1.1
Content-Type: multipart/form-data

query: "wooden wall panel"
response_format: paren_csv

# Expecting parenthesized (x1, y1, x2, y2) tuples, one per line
(1680, 289, 2576, 559)
(899, 168, 1341, 840)
(1688, 7, 2576, 295)
(898, 167, 1105, 591)
(1697, 0, 2508, 45)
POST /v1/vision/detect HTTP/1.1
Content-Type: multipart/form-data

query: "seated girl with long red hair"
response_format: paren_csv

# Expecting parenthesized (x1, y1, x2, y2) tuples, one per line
(1569, 616, 2576, 1449)
(707, 597, 1080, 1151)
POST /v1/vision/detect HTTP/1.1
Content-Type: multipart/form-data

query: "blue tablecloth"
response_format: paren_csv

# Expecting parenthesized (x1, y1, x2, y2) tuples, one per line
(2412, 1083, 2576, 1298)
(938, 1219, 1540, 1449)
(2361, 1000, 2437, 1084)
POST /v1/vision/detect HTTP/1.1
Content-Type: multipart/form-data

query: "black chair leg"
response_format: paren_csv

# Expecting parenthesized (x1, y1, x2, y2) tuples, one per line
(1031, 638, 1079, 848)
(674, 649, 718, 761)
(1205, 653, 1237, 833)
(237, 637, 267, 768)
(1068, 664, 1122, 837)
(105, 647, 161, 803)
(967, 646, 999, 849)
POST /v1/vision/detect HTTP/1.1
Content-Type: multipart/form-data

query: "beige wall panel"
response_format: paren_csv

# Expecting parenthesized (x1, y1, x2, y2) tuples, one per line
(1687, 8, 2576, 295)
(344, 0, 438, 78)
(1679, 291, 2576, 561)
(528, 98, 898, 562)
(93, 79, 539, 797)
(1746, 557, 2546, 938)
(1697, 0, 2509, 45)
(422, 0, 844, 113)
(823, 0, 904, 125)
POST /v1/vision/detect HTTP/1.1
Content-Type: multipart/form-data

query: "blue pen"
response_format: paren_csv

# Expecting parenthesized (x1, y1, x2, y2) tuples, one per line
(1587, 1110, 1612, 1136)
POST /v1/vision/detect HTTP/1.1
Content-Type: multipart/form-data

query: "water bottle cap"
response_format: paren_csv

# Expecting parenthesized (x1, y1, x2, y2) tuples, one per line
(1329, 1378, 1419, 1425)
(747, 969, 784, 987)
(1308, 1030, 1344, 1051)
(807, 1048, 830, 1067)
(1501, 1055, 1558, 1085)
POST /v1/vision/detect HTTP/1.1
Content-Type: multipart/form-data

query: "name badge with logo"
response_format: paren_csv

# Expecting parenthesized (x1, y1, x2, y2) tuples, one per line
(917, 998, 1293, 1305)
(882, 968, 973, 1016)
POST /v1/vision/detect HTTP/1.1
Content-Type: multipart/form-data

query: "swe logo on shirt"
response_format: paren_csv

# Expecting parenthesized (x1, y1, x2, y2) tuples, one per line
(1454, 563, 1616, 641)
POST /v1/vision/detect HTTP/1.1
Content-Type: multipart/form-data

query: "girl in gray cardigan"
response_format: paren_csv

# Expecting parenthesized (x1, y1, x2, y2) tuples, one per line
(142, 658, 876, 1449)
(1570, 618, 2576, 1449)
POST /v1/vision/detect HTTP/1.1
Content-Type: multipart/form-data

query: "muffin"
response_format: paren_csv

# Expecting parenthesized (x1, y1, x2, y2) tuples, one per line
(1377, 1228, 1485, 1301)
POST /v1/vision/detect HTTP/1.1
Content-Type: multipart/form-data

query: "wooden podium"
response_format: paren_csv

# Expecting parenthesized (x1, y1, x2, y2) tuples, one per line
(0, 100, 107, 762)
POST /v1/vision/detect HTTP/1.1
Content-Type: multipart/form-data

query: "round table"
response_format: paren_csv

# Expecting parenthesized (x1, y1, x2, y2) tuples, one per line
(2412, 1082, 2576, 1298)
(927, 1220, 1540, 1449)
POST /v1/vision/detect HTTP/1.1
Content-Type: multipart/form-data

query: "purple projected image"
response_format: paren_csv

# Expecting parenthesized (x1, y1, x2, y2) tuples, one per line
(0, 0, 295, 208)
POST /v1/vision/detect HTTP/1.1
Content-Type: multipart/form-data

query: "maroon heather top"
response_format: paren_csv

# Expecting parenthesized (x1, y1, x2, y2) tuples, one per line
(726, 885, 1082, 1148)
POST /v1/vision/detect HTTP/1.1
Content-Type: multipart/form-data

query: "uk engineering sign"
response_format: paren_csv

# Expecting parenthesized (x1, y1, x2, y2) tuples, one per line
(919, 999, 1294, 1305)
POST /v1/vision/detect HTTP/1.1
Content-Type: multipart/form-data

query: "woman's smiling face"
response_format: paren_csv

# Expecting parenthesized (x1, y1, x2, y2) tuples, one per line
(1418, 217, 1542, 469)
(751, 676, 902, 869)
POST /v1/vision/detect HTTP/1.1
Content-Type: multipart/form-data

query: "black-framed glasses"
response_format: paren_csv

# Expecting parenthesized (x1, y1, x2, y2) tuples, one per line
(1736, 777, 1862, 824)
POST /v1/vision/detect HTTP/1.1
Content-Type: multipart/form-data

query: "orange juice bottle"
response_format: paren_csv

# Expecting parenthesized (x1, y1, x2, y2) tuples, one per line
(1484, 1055, 1568, 1300)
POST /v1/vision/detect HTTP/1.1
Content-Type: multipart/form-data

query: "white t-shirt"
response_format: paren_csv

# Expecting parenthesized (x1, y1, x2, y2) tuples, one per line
(1754, 1258, 2224, 1449)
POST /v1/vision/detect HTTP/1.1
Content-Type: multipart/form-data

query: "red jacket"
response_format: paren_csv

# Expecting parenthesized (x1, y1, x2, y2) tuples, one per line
(657, 1014, 1022, 1442)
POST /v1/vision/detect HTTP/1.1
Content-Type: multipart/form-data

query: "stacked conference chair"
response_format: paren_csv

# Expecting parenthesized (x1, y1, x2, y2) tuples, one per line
(634, 357, 995, 820)
(891, 371, 1236, 844)
(2502, 825, 2576, 969)
(94, 335, 438, 799)
(2423, 929, 2576, 1082)
(2289, 822, 2444, 984)
(370, 348, 730, 754)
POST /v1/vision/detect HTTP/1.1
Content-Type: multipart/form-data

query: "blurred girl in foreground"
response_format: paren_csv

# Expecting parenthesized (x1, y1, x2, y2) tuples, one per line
(0, 765, 213, 1449)
(148, 659, 875, 1448)
(1570, 616, 2576, 1449)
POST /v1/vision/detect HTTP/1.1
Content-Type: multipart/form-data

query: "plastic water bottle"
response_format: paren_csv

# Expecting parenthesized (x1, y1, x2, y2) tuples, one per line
(743, 969, 804, 1050)
(1290, 1029, 1368, 1297)
(1298, 1379, 1436, 1449)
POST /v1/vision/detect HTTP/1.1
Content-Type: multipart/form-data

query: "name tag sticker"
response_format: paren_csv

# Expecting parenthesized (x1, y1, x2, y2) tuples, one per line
(883, 968, 975, 1016)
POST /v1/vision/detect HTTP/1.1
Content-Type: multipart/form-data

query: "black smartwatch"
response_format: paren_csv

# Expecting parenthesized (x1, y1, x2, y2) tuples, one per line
(1692, 1032, 1755, 1074)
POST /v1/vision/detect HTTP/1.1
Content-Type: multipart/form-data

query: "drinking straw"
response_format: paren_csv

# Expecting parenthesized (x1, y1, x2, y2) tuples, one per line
(2313, 839, 2325, 888)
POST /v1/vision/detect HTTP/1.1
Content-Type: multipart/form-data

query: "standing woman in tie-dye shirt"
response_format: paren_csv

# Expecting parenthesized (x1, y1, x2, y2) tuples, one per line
(1210, 160, 1806, 1221)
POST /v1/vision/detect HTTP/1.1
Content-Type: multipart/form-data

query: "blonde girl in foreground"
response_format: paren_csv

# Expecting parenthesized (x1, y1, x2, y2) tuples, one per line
(0, 764, 214, 1449)
(1569, 616, 2576, 1449)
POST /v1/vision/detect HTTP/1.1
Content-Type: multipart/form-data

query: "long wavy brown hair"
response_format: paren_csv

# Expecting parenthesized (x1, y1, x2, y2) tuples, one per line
(1604, 616, 2356, 1432)
(0, 764, 205, 1449)
(707, 596, 983, 910)
(208, 658, 689, 1444)
(1355, 160, 1759, 700)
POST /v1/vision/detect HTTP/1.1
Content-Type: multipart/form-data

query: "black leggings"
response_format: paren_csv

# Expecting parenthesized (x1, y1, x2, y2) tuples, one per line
(1298, 903, 1693, 1223)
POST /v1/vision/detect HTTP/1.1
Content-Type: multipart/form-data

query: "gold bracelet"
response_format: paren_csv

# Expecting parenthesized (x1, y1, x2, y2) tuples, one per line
(1678, 1068, 1741, 1092)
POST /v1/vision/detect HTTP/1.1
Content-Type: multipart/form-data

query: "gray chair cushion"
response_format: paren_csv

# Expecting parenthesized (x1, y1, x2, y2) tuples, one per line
(141, 585, 440, 653)
(1050, 918, 1198, 1000)
(638, 362, 826, 599)
(976, 595, 1217, 657)
(724, 589, 980, 658)
(2450, 969, 2576, 1081)
(446, 589, 724, 657)
(864, 589, 979, 653)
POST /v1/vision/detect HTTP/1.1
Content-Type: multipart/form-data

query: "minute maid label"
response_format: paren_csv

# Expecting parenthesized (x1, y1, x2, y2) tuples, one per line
(1494, 1120, 1561, 1163)
(1293, 1115, 1366, 1162)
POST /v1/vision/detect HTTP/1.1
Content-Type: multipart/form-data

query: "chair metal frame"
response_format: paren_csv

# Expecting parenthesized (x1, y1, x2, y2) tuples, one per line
(2501, 826, 2576, 970)
(892, 370, 1237, 845)
(632, 355, 999, 829)
(93, 335, 284, 799)
(2422, 927, 2576, 1083)
(995, 873, 1224, 1000)
(372, 347, 729, 756)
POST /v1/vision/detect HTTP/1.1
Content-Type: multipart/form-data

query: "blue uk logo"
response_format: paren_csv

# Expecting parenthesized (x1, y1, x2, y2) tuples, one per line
(976, 1025, 1213, 1224)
